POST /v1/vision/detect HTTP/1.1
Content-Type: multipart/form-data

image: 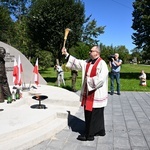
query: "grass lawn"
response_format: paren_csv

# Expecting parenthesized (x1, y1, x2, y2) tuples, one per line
(40, 64, 150, 92)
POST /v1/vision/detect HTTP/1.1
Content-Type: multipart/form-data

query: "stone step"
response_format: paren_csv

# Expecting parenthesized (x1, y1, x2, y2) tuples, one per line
(0, 117, 67, 150)
(44, 98, 80, 107)
(0, 112, 57, 143)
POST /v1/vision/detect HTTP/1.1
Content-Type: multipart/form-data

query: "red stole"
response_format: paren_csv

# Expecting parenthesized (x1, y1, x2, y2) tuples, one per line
(81, 57, 102, 111)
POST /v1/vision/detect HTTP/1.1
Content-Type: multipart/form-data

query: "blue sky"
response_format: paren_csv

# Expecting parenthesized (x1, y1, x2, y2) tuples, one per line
(82, 0, 135, 51)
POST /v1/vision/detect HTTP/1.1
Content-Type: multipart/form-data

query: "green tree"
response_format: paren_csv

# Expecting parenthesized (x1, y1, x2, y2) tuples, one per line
(0, 6, 13, 43)
(11, 17, 30, 55)
(100, 44, 130, 64)
(27, 0, 85, 63)
(114, 46, 130, 64)
(0, 0, 34, 58)
(33, 50, 53, 70)
(66, 16, 105, 60)
(82, 18, 105, 45)
(130, 48, 142, 63)
(100, 44, 114, 63)
(132, 0, 150, 58)
(69, 42, 90, 60)
(0, 0, 31, 20)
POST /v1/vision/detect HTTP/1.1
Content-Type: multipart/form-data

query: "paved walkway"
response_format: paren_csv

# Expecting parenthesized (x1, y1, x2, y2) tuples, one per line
(29, 91, 150, 150)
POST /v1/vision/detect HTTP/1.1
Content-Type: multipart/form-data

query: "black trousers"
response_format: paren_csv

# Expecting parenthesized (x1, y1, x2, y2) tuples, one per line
(84, 107, 105, 136)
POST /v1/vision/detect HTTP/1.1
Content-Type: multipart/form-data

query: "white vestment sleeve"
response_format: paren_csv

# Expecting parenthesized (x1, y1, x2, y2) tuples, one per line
(65, 55, 89, 85)
(66, 55, 83, 71)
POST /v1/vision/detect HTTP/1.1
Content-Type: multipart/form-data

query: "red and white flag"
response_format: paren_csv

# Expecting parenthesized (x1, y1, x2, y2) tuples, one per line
(33, 58, 39, 85)
(13, 58, 18, 85)
(18, 55, 23, 85)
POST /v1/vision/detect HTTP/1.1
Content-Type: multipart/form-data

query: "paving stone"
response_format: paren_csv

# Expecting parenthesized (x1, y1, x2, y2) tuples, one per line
(114, 130, 128, 138)
(81, 138, 98, 147)
(46, 139, 65, 150)
(134, 111, 148, 118)
(29, 140, 50, 150)
(114, 148, 131, 150)
(126, 120, 140, 129)
(140, 123, 150, 130)
(137, 118, 150, 124)
(105, 125, 113, 131)
(96, 144, 113, 150)
(98, 132, 113, 144)
(128, 129, 143, 136)
(54, 129, 72, 141)
(130, 135, 148, 147)
(76, 145, 96, 150)
(113, 124, 127, 131)
(131, 147, 150, 150)
(114, 137, 131, 149)
(62, 142, 79, 150)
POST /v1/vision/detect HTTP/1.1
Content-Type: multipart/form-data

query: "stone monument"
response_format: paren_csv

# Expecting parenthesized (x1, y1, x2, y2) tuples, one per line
(0, 41, 47, 86)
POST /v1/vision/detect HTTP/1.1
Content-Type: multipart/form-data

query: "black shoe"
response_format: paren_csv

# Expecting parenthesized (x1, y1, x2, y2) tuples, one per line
(94, 130, 106, 136)
(110, 92, 114, 95)
(77, 135, 87, 141)
(117, 92, 121, 95)
(86, 136, 94, 141)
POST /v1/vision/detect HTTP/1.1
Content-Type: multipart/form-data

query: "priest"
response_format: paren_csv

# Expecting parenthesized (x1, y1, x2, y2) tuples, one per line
(62, 45, 108, 141)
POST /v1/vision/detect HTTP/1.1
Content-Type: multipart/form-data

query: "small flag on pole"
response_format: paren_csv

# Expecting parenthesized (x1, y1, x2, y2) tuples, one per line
(18, 55, 23, 85)
(33, 58, 39, 85)
(13, 58, 18, 85)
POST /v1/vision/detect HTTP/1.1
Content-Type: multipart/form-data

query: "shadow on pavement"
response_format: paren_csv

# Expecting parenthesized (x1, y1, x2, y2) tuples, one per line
(67, 111, 85, 135)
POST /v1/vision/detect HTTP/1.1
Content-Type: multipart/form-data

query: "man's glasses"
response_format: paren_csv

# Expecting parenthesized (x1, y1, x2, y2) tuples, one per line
(89, 50, 97, 53)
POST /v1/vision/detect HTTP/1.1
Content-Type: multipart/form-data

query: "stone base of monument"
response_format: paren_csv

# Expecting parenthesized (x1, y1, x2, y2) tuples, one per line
(0, 85, 80, 150)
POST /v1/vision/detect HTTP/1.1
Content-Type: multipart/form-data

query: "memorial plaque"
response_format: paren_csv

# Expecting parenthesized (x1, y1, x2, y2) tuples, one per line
(0, 41, 47, 85)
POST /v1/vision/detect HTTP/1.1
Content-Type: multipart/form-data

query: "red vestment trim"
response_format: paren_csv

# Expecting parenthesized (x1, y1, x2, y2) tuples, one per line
(81, 57, 102, 111)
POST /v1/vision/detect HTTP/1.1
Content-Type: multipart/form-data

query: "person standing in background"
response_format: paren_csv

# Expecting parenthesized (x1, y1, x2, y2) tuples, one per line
(55, 64, 65, 86)
(109, 53, 122, 95)
(71, 69, 78, 92)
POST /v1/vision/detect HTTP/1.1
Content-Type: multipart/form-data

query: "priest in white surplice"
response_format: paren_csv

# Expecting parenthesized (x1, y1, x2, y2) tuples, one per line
(62, 46, 108, 141)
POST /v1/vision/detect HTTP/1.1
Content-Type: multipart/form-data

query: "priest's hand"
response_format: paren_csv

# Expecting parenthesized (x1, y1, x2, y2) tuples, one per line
(62, 47, 68, 56)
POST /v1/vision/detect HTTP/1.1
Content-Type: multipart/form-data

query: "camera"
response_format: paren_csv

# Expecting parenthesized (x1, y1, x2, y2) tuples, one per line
(108, 55, 115, 61)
